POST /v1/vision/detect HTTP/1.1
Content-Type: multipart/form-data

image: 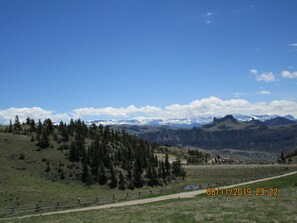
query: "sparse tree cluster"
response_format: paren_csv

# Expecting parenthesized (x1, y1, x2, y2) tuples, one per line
(4, 116, 186, 189)
(187, 149, 210, 164)
(278, 150, 297, 164)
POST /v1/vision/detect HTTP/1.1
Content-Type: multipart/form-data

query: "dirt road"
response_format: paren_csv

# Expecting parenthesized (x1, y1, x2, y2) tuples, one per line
(3, 170, 297, 220)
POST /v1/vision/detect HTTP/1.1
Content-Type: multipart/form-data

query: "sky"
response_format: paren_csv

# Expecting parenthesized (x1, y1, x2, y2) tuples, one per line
(1, 0, 297, 123)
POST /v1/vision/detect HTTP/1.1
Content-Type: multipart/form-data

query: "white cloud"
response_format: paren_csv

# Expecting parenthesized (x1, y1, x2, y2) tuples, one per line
(250, 69, 258, 75)
(281, 70, 297, 79)
(256, 90, 271, 95)
(256, 48, 264, 51)
(73, 97, 297, 119)
(0, 107, 73, 124)
(256, 72, 276, 82)
(288, 43, 297, 47)
(73, 105, 161, 117)
(232, 92, 246, 98)
(1, 97, 297, 123)
(250, 69, 276, 82)
(203, 11, 213, 24)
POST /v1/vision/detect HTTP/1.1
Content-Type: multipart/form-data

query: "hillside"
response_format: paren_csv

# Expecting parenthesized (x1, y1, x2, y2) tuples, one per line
(138, 115, 297, 154)
(0, 118, 189, 190)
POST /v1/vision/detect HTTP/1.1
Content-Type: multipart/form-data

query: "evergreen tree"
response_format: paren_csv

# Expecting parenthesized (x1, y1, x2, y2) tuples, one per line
(69, 141, 80, 162)
(280, 152, 285, 162)
(109, 164, 117, 188)
(98, 162, 107, 185)
(60, 171, 65, 180)
(81, 160, 90, 184)
(133, 161, 143, 188)
(118, 172, 126, 190)
(45, 161, 51, 172)
(61, 125, 69, 142)
(37, 119, 42, 135)
(165, 153, 170, 176)
(30, 119, 36, 132)
(8, 119, 13, 133)
(172, 157, 181, 175)
(126, 161, 132, 180)
(14, 115, 22, 131)
(43, 119, 54, 134)
(146, 165, 153, 186)
(26, 117, 31, 125)
(38, 127, 50, 149)
(127, 180, 135, 190)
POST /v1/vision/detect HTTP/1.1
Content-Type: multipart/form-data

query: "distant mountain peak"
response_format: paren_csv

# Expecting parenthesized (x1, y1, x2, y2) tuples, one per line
(86, 114, 295, 128)
(213, 115, 238, 123)
(264, 116, 296, 126)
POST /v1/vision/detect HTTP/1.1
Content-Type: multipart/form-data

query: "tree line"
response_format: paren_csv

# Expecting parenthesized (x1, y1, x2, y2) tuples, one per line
(3, 116, 186, 189)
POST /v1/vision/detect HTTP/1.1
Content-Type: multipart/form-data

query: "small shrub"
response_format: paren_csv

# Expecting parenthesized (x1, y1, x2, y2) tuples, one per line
(19, 153, 25, 160)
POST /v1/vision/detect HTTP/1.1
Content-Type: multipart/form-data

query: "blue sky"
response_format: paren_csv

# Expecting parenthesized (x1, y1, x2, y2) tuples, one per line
(1, 0, 297, 122)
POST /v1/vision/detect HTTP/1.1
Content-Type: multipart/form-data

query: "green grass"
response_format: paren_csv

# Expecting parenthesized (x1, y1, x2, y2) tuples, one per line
(1, 132, 297, 222)
(0, 133, 169, 211)
(2, 173, 297, 223)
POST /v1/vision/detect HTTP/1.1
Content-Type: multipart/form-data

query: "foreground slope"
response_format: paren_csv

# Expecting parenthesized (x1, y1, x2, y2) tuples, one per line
(3, 172, 297, 223)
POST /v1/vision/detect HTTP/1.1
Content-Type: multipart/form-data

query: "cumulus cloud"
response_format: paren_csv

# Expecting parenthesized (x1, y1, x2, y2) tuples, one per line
(256, 90, 271, 95)
(73, 105, 161, 117)
(1, 97, 297, 123)
(256, 72, 276, 82)
(250, 69, 276, 82)
(0, 107, 73, 124)
(281, 70, 297, 79)
(250, 69, 258, 75)
(73, 97, 297, 119)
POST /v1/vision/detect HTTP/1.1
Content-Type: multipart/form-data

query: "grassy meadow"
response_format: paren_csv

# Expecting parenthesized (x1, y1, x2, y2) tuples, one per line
(0, 131, 297, 221)
(2, 172, 297, 223)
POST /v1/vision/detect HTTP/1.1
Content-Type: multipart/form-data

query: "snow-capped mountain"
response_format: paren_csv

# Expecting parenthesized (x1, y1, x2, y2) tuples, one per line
(86, 114, 295, 128)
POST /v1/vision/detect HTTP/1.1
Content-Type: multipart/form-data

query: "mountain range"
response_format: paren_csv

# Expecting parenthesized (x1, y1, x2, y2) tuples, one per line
(137, 115, 297, 154)
(86, 114, 295, 128)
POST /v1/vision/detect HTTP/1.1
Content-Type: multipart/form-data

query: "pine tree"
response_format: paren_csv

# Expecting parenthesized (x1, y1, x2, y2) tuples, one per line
(61, 125, 69, 142)
(30, 119, 36, 132)
(165, 153, 170, 176)
(45, 161, 51, 172)
(109, 164, 117, 188)
(38, 127, 50, 149)
(14, 115, 22, 132)
(127, 161, 132, 180)
(98, 162, 107, 185)
(152, 165, 159, 185)
(69, 141, 80, 162)
(37, 119, 42, 135)
(133, 161, 143, 188)
(26, 117, 31, 125)
(44, 119, 54, 134)
(127, 180, 135, 190)
(118, 172, 126, 190)
(81, 160, 90, 184)
(8, 119, 13, 133)
(146, 165, 153, 186)
(280, 152, 285, 162)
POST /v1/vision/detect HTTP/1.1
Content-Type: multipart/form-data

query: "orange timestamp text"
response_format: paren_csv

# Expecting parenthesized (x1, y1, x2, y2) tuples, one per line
(206, 187, 278, 197)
